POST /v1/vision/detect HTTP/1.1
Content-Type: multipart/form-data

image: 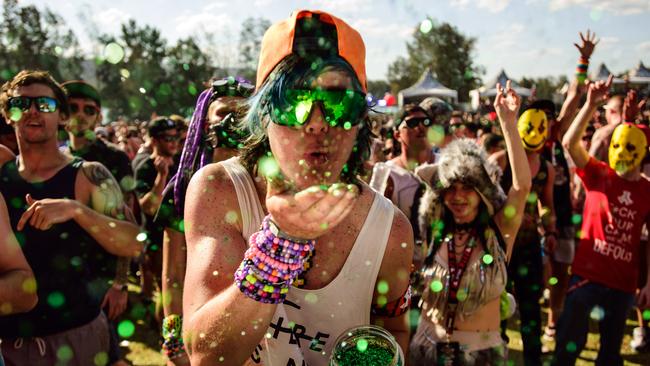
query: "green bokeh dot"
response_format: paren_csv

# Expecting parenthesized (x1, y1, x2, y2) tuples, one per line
(482, 254, 493, 265)
(117, 320, 135, 338)
(376, 280, 389, 295)
(571, 214, 582, 225)
(94, 351, 109, 366)
(47, 292, 65, 308)
(504, 205, 516, 219)
(343, 121, 352, 130)
(566, 341, 577, 353)
(57, 345, 73, 361)
(104, 43, 124, 64)
(430, 280, 444, 293)
(548, 277, 559, 286)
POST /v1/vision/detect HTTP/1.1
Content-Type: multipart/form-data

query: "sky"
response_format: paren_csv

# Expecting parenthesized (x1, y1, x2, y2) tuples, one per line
(23, 0, 650, 85)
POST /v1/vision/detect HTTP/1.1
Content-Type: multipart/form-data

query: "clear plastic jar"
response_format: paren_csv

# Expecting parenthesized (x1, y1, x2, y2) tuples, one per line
(329, 325, 404, 366)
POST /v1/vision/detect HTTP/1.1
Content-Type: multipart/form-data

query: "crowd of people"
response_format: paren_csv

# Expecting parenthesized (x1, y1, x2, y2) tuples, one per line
(0, 9, 649, 366)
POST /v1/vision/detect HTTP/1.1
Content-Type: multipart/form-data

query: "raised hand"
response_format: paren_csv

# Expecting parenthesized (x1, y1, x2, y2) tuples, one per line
(574, 30, 598, 60)
(265, 176, 360, 240)
(494, 80, 521, 124)
(586, 75, 613, 107)
(622, 89, 646, 123)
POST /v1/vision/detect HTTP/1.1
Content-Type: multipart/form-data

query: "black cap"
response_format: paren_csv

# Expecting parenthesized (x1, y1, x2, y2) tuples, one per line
(147, 117, 177, 137)
(62, 80, 101, 107)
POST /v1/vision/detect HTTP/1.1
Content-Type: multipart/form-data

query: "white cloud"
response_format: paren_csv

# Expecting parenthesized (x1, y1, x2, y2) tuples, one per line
(308, 0, 372, 14)
(203, 2, 229, 12)
(487, 23, 525, 50)
(254, 0, 274, 7)
(549, 0, 650, 15)
(173, 11, 235, 38)
(450, 0, 513, 13)
(352, 18, 412, 39)
(637, 41, 650, 54)
(92, 8, 132, 32)
(597, 36, 620, 51)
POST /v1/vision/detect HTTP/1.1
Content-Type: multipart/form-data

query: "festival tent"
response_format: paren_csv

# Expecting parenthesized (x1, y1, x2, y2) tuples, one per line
(397, 69, 458, 106)
(629, 61, 650, 84)
(472, 69, 532, 98)
(594, 63, 625, 84)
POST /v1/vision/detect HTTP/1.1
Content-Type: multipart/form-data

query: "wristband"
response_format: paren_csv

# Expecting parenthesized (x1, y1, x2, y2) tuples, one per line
(162, 314, 186, 359)
(234, 215, 315, 304)
(575, 57, 589, 83)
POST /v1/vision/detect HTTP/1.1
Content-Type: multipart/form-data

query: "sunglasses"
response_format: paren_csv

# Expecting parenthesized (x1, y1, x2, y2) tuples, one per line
(7, 96, 58, 113)
(158, 134, 180, 143)
(272, 88, 367, 128)
(403, 117, 432, 128)
(70, 103, 99, 117)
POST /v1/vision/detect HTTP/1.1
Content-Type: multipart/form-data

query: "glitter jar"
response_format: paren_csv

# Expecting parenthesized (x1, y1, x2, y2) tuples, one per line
(329, 325, 404, 366)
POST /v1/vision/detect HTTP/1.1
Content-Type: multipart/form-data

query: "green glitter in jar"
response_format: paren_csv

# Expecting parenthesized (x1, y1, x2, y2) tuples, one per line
(333, 342, 395, 366)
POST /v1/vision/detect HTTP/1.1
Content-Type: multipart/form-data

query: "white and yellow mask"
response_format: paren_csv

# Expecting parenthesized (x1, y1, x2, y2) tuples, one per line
(517, 109, 548, 152)
(609, 123, 648, 174)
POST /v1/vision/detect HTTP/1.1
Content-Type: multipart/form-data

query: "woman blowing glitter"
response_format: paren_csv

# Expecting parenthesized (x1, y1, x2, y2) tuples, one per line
(411, 82, 531, 365)
(182, 10, 413, 366)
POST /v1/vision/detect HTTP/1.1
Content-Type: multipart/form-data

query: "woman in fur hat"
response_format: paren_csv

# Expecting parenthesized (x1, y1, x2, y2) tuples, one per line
(410, 81, 531, 365)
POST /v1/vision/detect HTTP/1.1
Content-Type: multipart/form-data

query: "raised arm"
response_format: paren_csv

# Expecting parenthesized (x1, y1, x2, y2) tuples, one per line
(182, 164, 277, 365)
(0, 193, 37, 314)
(562, 76, 613, 169)
(555, 30, 599, 140)
(493, 81, 532, 256)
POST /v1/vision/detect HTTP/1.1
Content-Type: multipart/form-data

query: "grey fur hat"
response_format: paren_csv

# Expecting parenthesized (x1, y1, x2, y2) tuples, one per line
(417, 138, 506, 241)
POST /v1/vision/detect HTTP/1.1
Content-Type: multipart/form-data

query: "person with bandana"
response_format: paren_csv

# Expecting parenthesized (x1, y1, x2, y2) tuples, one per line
(155, 76, 253, 365)
(492, 106, 556, 366)
(553, 75, 650, 365)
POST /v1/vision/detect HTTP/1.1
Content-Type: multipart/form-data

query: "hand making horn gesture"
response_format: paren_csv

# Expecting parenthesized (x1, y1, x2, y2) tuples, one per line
(494, 80, 521, 124)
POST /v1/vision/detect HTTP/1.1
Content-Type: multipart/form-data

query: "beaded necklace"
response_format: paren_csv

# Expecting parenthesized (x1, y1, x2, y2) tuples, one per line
(443, 231, 476, 335)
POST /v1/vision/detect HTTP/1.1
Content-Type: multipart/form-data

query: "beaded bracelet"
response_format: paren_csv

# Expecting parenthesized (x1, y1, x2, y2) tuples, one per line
(234, 215, 315, 304)
(162, 314, 186, 359)
(576, 57, 589, 83)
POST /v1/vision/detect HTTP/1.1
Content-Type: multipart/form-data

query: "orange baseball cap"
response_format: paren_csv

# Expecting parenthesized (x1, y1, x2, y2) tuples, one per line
(256, 10, 367, 92)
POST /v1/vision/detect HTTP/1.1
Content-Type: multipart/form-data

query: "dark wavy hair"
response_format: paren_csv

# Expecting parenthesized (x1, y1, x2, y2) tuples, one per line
(239, 54, 371, 185)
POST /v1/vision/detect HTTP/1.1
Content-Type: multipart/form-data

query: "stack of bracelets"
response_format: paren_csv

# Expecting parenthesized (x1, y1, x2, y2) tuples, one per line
(576, 56, 589, 83)
(162, 314, 185, 359)
(234, 215, 315, 304)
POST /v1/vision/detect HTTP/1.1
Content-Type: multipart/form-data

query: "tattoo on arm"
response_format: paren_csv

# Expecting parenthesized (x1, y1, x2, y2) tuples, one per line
(81, 162, 127, 219)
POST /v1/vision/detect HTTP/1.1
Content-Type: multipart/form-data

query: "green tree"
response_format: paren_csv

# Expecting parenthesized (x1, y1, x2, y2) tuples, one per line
(0, 0, 83, 82)
(238, 17, 271, 82)
(519, 76, 568, 101)
(387, 18, 482, 102)
(367, 80, 391, 98)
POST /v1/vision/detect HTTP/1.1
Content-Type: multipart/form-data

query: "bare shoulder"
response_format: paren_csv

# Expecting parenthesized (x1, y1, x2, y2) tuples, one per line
(384, 203, 414, 266)
(185, 161, 245, 237)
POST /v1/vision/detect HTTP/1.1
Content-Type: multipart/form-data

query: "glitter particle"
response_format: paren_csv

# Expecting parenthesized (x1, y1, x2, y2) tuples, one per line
(117, 320, 135, 338)
(430, 280, 443, 292)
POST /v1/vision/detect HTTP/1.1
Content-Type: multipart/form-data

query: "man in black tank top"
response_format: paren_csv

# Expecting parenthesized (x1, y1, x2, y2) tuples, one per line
(0, 70, 143, 365)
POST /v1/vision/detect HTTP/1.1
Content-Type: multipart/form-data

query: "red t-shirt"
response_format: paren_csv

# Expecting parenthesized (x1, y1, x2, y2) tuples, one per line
(573, 157, 650, 293)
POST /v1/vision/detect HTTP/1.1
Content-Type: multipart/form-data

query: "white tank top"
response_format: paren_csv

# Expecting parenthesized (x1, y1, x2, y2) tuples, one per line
(221, 157, 395, 366)
(369, 161, 422, 221)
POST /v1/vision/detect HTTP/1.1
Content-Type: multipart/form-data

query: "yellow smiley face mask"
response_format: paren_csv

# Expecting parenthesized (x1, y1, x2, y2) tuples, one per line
(609, 123, 648, 174)
(517, 109, 548, 152)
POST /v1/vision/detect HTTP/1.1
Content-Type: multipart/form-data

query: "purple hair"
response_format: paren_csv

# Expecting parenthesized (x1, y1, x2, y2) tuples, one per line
(169, 88, 213, 215)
